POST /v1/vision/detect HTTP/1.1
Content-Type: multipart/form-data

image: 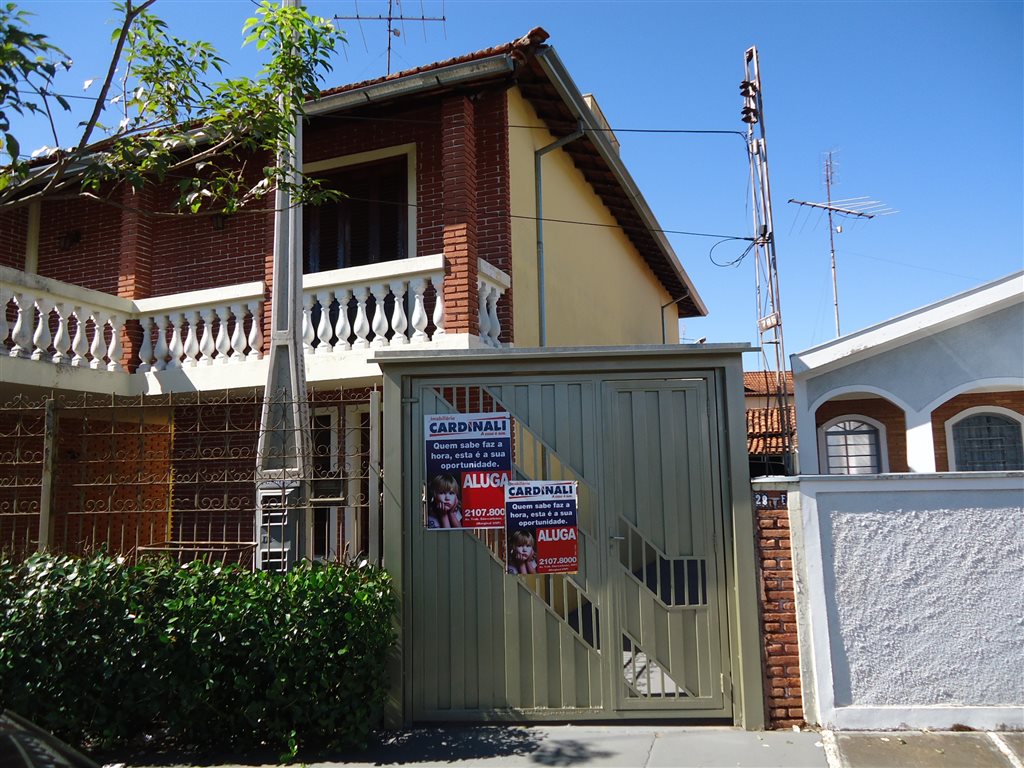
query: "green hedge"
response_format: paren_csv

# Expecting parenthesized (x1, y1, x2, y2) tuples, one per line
(0, 552, 396, 755)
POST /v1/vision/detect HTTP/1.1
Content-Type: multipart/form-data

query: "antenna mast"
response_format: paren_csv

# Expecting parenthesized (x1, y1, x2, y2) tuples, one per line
(789, 151, 895, 336)
(336, 0, 446, 74)
(741, 46, 794, 475)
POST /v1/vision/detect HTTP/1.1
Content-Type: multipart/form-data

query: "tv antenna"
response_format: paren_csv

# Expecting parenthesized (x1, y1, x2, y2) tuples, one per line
(789, 151, 895, 336)
(741, 46, 794, 475)
(335, 0, 446, 75)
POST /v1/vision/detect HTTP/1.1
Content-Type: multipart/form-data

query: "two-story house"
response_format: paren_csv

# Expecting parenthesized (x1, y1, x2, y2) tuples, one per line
(0, 29, 705, 566)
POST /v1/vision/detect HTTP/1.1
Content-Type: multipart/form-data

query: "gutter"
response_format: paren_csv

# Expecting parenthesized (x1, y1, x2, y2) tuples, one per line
(305, 55, 517, 115)
(533, 48, 709, 318)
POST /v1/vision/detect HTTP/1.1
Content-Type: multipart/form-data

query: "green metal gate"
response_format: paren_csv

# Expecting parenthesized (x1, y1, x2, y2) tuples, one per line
(380, 347, 761, 726)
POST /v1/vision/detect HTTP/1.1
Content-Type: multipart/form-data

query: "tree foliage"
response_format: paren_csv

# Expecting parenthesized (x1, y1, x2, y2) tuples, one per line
(0, 0, 343, 214)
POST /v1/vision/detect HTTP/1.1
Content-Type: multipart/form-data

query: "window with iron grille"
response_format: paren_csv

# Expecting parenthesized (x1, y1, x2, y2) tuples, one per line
(822, 418, 883, 475)
(951, 412, 1024, 471)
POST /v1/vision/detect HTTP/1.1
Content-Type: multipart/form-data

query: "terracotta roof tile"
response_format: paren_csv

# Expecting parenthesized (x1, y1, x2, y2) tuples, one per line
(743, 370, 793, 396)
(746, 405, 797, 455)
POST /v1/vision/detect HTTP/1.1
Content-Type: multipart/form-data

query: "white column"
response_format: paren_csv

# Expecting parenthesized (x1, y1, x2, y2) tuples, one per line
(246, 300, 263, 361)
(30, 297, 50, 361)
(106, 314, 123, 372)
(136, 316, 153, 373)
(905, 410, 937, 473)
(315, 291, 332, 354)
(301, 294, 316, 355)
(388, 280, 409, 345)
(431, 275, 445, 337)
(409, 278, 429, 344)
(214, 305, 231, 364)
(153, 314, 169, 371)
(351, 286, 370, 350)
(486, 285, 502, 347)
(229, 303, 247, 363)
(52, 302, 70, 365)
(198, 307, 216, 366)
(170, 312, 188, 369)
(369, 283, 389, 349)
(9, 292, 32, 358)
(333, 288, 352, 352)
(88, 313, 105, 369)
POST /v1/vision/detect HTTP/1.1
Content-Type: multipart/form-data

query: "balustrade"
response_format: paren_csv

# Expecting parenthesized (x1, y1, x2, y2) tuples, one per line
(2, 254, 509, 379)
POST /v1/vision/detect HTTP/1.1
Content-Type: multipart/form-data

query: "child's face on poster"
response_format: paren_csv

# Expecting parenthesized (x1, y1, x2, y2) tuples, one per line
(434, 488, 458, 512)
(514, 542, 533, 562)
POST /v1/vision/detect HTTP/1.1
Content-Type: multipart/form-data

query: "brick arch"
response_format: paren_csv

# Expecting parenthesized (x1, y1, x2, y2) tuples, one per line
(930, 389, 1024, 471)
(814, 395, 909, 473)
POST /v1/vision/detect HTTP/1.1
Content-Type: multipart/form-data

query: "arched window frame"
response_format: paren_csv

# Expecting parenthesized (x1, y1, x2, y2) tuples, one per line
(817, 414, 890, 475)
(945, 405, 1024, 472)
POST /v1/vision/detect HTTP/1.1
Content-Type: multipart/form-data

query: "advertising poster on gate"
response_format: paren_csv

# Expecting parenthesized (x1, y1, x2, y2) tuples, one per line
(424, 412, 512, 529)
(504, 481, 579, 575)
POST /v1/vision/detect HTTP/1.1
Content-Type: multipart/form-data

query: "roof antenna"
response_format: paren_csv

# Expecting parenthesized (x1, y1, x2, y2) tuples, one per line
(788, 151, 896, 337)
(335, 0, 446, 75)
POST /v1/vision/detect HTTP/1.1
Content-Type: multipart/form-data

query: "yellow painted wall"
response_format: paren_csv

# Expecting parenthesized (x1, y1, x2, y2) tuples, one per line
(508, 89, 679, 347)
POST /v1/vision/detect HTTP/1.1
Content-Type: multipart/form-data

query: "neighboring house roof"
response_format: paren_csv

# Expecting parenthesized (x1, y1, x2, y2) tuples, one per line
(792, 270, 1024, 377)
(308, 29, 707, 319)
(747, 405, 797, 455)
(743, 370, 793, 396)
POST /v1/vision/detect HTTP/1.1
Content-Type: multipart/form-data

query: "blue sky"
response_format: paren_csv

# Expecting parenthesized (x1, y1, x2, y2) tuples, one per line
(16, 0, 1024, 363)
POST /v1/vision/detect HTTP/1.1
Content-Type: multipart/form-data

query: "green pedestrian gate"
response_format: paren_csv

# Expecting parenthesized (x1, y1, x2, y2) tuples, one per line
(380, 347, 764, 727)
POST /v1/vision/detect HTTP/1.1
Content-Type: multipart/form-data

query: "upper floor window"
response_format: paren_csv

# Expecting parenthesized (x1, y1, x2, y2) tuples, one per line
(949, 409, 1024, 471)
(303, 155, 408, 273)
(820, 416, 886, 475)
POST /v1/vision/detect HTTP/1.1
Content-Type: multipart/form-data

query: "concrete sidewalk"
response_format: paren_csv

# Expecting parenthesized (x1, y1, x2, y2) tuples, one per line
(124, 725, 1024, 768)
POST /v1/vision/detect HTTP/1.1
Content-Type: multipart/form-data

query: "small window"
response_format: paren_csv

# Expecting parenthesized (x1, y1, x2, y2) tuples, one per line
(823, 418, 882, 474)
(952, 412, 1024, 471)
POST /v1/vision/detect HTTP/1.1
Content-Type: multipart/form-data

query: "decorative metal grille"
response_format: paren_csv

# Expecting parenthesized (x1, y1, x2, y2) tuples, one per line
(0, 389, 378, 567)
(824, 419, 881, 474)
(953, 413, 1024, 471)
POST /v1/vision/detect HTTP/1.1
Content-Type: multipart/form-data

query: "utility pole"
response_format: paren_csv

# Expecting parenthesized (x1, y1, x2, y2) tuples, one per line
(741, 46, 794, 475)
(255, 0, 312, 571)
(335, 0, 446, 75)
(789, 151, 894, 337)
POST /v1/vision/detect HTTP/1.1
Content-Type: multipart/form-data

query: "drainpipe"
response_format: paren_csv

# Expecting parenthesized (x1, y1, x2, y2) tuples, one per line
(535, 119, 584, 347)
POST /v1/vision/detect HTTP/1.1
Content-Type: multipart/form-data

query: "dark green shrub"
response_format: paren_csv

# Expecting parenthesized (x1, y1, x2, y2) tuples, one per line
(0, 552, 395, 755)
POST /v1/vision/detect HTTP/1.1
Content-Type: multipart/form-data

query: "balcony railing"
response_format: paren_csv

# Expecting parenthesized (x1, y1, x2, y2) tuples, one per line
(1, 255, 509, 378)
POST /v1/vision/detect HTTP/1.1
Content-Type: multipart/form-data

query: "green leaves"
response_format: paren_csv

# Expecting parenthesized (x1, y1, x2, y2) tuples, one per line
(1, 0, 344, 215)
(0, 552, 396, 756)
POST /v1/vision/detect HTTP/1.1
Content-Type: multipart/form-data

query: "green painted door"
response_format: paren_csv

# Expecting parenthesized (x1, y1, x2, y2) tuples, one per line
(604, 379, 729, 713)
(407, 376, 729, 721)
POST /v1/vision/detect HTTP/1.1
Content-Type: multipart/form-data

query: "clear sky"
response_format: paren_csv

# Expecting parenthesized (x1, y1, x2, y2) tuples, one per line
(15, 0, 1024, 365)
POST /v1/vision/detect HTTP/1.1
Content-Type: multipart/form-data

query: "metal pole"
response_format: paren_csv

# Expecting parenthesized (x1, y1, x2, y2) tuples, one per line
(825, 153, 841, 337)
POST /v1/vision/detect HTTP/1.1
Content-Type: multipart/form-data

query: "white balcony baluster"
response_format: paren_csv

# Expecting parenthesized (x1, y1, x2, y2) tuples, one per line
(486, 284, 503, 348)
(106, 314, 123, 372)
(229, 303, 247, 363)
(198, 308, 216, 366)
(409, 278, 429, 344)
(315, 292, 332, 355)
(170, 312, 187, 369)
(31, 297, 51, 361)
(10, 293, 31, 358)
(389, 280, 409, 345)
(152, 315, 169, 371)
(69, 307, 88, 367)
(477, 280, 491, 345)
(88, 313, 106, 369)
(301, 296, 315, 355)
(215, 305, 231, 364)
(432, 276, 445, 336)
(136, 316, 153, 372)
(352, 286, 370, 350)
(52, 302, 70, 365)
(370, 283, 389, 349)
(246, 300, 263, 361)
(333, 288, 351, 351)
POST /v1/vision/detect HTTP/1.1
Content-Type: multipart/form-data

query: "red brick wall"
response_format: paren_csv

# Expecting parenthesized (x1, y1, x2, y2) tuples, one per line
(931, 390, 1024, 471)
(0, 206, 28, 269)
(815, 397, 908, 472)
(475, 89, 513, 340)
(37, 197, 122, 294)
(753, 487, 805, 728)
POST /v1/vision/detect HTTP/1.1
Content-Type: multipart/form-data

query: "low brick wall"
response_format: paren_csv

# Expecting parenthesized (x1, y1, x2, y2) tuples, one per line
(752, 484, 804, 728)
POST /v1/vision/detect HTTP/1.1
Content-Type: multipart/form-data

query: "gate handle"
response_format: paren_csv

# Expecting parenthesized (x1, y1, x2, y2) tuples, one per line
(609, 535, 625, 541)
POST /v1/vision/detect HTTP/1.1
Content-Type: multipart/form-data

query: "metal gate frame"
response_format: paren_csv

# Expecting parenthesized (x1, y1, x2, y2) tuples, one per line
(379, 345, 764, 729)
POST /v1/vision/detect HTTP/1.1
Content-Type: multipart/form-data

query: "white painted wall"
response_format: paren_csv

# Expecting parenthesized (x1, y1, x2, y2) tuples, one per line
(796, 473, 1024, 730)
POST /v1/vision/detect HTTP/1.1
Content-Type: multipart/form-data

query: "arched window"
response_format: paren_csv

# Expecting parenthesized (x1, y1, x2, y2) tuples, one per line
(819, 417, 886, 475)
(949, 409, 1024, 471)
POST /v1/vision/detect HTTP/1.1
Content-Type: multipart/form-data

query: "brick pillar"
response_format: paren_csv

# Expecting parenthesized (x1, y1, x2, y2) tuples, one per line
(441, 94, 478, 336)
(117, 186, 153, 370)
(753, 484, 806, 728)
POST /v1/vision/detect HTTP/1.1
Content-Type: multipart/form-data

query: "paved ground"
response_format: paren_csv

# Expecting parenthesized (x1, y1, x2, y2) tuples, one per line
(110, 725, 1024, 768)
